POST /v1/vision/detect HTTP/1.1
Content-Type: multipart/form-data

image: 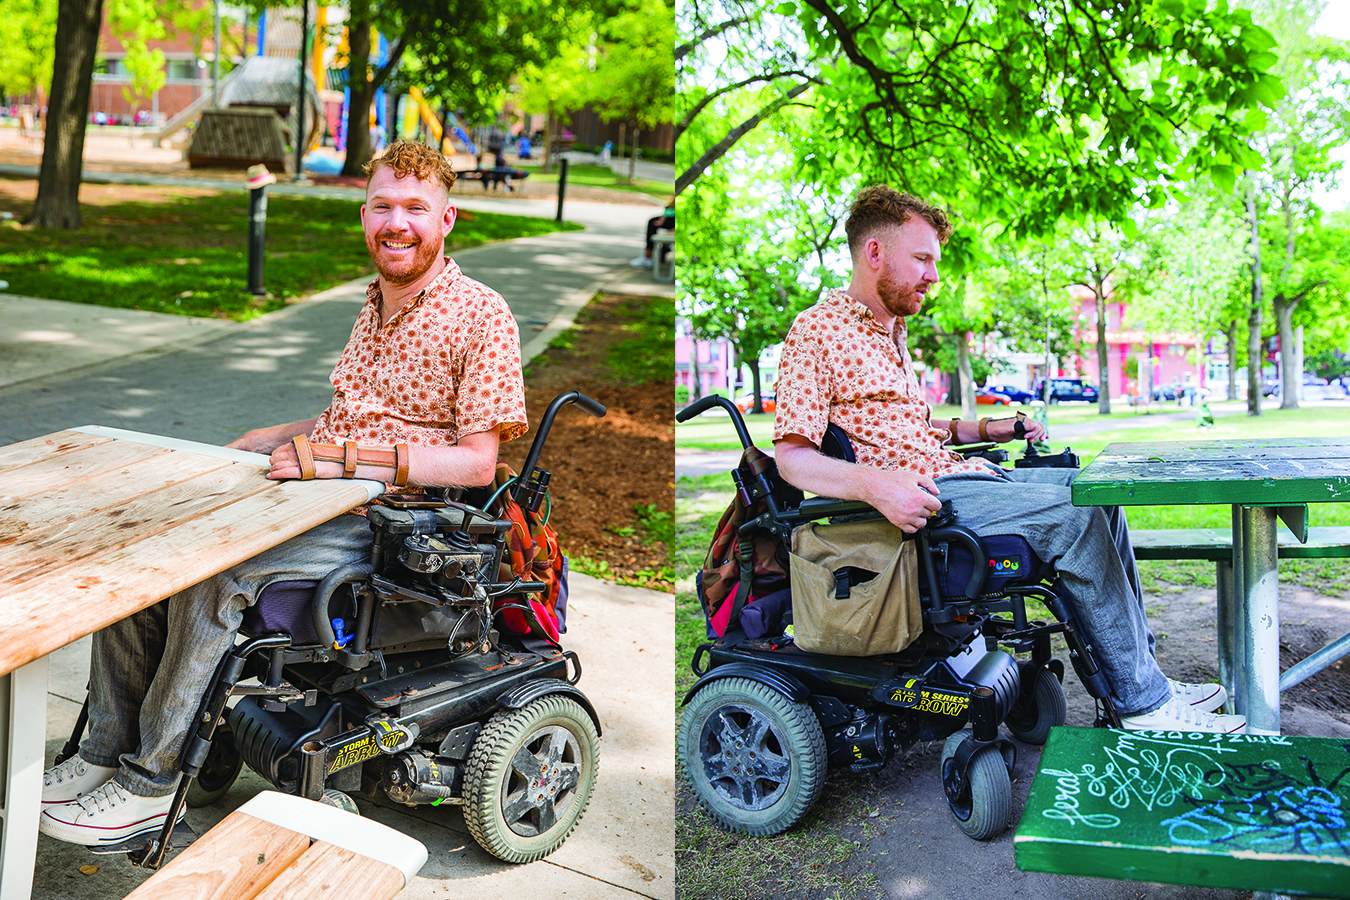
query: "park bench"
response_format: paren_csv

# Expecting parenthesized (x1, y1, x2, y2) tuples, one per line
(1131, 525, 1350, 691)
(124, 791, 427, 900)
(458, 167, 530, 192)
(651, 230, 675, 283)
(1131, 525, 1350, 604)
(1014, 727, 1350, 898)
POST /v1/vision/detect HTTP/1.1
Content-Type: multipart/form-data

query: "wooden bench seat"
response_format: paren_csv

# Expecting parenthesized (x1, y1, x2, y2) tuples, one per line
(1015, 727, 1350, 897)
(125, 791, 427, 900)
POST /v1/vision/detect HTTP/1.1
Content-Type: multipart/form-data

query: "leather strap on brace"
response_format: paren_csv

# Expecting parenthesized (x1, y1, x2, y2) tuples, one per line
(291, 435, 410, 486)
(949, 418, 961, 443)
(978, 417, 991, 442)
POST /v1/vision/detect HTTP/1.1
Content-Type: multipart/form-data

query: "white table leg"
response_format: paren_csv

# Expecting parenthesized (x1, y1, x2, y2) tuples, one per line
(0, 657, 48, 900)
(1239, 505, 1280, 735)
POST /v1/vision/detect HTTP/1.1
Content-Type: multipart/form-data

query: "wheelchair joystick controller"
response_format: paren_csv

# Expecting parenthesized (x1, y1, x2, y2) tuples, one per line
(1014, 440, 1080, 469)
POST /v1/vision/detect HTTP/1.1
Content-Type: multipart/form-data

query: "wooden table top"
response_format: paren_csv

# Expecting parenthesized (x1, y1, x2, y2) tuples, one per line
(0, 427, 382, 677)
(1071, 437, 1350, 508)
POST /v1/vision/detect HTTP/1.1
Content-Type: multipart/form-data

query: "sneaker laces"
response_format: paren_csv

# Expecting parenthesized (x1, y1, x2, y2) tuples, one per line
(44, 757, 89, 787)
(73, 780, 131, 816)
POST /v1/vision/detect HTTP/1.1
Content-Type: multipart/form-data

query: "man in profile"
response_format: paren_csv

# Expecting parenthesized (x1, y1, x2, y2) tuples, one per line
(772, 185, 1243, 734)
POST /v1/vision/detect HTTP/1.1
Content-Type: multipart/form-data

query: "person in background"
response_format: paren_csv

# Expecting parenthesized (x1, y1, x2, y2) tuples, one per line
(630, 196, 675, 269)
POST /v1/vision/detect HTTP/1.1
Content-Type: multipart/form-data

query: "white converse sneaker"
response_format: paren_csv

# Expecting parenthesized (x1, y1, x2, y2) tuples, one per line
(39, 781, 183, 846)
(42, 757, 116, 807)
(629, 255, 654, 268)
(1120, 694, 1246, 734)
(1169, 678, 1227, 712)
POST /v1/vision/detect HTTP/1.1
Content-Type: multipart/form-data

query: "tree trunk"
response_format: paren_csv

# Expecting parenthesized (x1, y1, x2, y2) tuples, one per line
(1275, 294, 1298, 410)
(749, 358, 764, 414)
(1225, 319, 1238, 402)
(689, 335, 702, 401)
(1245, 179, 1264, 416)
(28, 0, 105, 229)
(1094, 276, 1111, 415)
(542, 111, 553, 174)
(340, 14, 373, 177)
(627, 125, 638, 182)
(956, 336, 975, 419)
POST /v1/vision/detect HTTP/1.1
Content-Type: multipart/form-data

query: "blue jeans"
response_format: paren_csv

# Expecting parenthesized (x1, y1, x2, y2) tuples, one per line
(935, 467, 1170, 718)
(81, 515, 373, 797)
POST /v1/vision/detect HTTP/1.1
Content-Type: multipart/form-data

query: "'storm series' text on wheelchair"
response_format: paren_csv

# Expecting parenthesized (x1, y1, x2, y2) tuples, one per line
(675, 396, 1120, 839)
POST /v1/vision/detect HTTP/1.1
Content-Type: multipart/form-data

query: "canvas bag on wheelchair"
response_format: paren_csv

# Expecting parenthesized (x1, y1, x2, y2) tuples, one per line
(790, 517, 922, 656)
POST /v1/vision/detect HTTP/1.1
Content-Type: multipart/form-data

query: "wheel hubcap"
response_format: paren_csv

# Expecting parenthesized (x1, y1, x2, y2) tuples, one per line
(500, 725, 582, 837)
(698, 704, 791, 811)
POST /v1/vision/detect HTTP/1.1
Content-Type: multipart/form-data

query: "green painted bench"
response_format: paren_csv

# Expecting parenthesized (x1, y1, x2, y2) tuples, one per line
(1131, 526, 1350, 693)
(1131, 526, 1350, 564)
(1015, 726, 1350, 897)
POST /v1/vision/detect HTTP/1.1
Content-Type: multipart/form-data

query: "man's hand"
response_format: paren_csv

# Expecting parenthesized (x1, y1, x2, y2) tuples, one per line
(861, 468, 942, 533)
(775, 434, 941, 534)
(226, 419, 317, 454)
(982, 413, 1047, 444)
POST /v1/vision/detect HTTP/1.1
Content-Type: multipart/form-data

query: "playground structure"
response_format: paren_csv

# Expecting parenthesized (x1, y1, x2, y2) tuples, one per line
(401, 86, 477, 157)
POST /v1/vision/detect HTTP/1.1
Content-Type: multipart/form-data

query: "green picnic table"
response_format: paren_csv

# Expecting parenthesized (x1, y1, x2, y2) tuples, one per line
(1071, 437, 1350, 735)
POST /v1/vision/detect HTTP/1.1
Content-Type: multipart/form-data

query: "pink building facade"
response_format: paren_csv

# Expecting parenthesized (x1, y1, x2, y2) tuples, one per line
(1070, 289, 1208, 401)
(675, 319, 739, 399)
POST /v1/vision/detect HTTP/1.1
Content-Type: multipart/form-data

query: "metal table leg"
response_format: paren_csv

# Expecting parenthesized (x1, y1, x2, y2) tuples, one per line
(1224, 505, 1244, 715)
(1239, 505, 1280, 735)
(0, 657, 48, 900)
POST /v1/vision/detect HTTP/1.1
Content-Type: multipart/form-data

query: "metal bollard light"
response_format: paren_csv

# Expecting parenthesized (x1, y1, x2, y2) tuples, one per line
(555, 157, 569, 223)
(245, 164, 276, 296)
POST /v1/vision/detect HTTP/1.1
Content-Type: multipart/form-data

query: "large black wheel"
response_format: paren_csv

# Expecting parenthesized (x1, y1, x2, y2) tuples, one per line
(1005, 664, 1067, 745)
(462, 695, 599, 863)
(941, 731, 1012, 840)
(185, 724, 243, 808)
(679, 677, 826, 836)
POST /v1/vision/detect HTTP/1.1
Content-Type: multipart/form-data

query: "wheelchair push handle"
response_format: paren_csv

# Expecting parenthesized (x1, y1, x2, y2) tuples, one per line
(675, 395, 755, 450)
(512, 391, 607, 507)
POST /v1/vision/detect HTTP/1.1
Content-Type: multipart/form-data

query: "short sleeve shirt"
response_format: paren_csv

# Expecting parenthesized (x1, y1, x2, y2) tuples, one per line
(773, 289, 987, 479)
(309, 258, 528, 450)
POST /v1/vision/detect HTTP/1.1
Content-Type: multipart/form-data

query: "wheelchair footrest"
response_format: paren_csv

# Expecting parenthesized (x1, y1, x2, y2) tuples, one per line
(1015, 727, 1350, 898)
(86, 819, 197, 855)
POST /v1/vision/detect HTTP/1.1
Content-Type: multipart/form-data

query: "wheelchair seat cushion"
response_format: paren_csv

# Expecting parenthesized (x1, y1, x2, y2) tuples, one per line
(242, 580, 321, 644)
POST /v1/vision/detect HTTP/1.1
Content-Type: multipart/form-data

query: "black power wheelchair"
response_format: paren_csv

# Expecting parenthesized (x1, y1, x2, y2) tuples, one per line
(60, 392, 607, 868)
(676, 396, 1122, 839)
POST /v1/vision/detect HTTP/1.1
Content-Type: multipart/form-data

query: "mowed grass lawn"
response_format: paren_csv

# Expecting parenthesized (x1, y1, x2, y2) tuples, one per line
(0, 182, 581, 321)
(517, 161, 673, 200)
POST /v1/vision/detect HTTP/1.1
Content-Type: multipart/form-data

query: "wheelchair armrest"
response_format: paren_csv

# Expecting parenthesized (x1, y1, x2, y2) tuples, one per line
(795, 496, 876, 521)
(954, 443, 1009, 464)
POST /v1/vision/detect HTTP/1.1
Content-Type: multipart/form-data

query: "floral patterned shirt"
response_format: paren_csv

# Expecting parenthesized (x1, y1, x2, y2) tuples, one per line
(773, 289, 987, 479)
(310, 258, 528, 453)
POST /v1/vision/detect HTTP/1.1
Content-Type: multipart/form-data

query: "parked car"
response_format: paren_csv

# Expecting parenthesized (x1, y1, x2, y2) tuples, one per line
(985, 384, 1036, 404)
(975, 387, 1012, 405)
(1151, 383, 1180, 402)
(1032, 378, 1099, 404)
(734, 392, 776, 414)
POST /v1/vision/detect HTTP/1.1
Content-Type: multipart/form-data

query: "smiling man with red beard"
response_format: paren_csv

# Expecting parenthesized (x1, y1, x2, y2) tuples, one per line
(38, 142, 531, 848)
(768, 184, 1246, 735)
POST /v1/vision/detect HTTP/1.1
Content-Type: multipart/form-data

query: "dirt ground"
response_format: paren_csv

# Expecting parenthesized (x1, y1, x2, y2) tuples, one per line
(498, 292, 674, 589)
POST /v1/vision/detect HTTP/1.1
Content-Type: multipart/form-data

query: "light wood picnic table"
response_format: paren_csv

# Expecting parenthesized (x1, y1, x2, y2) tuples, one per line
(1072, 436, 1350, 736)
(0, 426, 382, 899)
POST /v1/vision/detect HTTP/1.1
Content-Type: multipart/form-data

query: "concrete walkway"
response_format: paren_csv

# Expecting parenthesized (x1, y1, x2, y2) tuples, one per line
(1, 180, 676, 898)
